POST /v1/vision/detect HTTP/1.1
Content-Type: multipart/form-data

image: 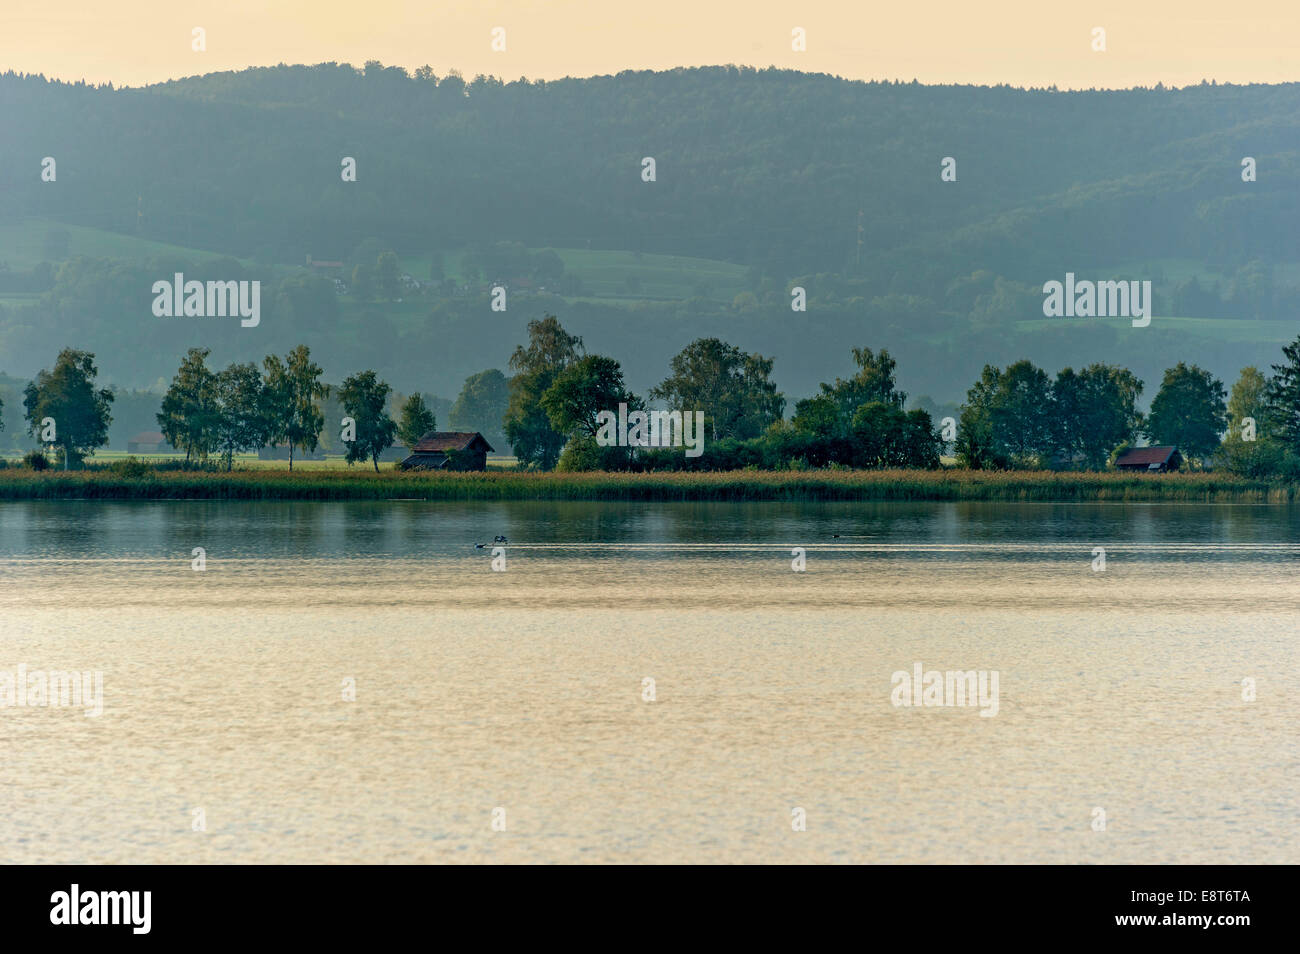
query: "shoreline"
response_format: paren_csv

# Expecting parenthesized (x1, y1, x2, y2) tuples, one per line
(0, 468, 1295, 502)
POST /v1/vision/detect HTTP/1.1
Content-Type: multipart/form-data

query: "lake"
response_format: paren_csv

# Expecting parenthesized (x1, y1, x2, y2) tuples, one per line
(1, 500, 1297, 863)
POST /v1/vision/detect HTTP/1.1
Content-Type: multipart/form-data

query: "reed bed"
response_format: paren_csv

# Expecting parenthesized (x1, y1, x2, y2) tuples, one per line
(0, 467, 1294, 502)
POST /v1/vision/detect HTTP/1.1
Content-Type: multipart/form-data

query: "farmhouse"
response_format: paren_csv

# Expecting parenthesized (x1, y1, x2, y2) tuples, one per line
(125, 431, 170, 453)
(306, 255, 345, 272)
(1114, 445, 1182, 472)
(401, 432, 494, 471)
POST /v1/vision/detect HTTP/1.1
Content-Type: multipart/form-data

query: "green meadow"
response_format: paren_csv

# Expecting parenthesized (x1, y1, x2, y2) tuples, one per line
(0, 218, 241, 270)
(0, 220, 750, 307)
(549, 248, 748, 301)
(1015, 316, 1299, 343)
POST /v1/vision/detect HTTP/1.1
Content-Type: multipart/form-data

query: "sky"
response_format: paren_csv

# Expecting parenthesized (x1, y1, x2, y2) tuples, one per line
(2, 0, 1298, 90)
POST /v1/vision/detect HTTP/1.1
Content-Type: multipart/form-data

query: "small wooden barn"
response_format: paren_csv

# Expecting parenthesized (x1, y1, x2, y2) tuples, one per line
(1114, 445, 1182, 472)
(401, 432, 494, 471)
(126, 431, 170, 453)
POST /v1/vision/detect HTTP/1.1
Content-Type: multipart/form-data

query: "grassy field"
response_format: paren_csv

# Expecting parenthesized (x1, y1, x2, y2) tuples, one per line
(1015, 315, 1299, 342)
(0, 218, 243, 270)
(0, 219, 748, 312)
(550, 248, 748, 301)
(0, 466, 1294, 502)
(17, 451, 521, 470)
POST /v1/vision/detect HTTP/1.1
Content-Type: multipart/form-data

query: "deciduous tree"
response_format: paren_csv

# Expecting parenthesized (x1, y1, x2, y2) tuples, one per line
(23, 349, 114, 470)
(339, 370, 397, 472)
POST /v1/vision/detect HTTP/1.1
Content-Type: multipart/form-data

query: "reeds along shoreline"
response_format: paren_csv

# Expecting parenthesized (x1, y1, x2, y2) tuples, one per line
(0, 468, 1295, 502)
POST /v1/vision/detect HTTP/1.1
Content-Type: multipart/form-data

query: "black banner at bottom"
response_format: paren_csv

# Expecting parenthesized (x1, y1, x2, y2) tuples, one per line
(0, 864, 1282, 942)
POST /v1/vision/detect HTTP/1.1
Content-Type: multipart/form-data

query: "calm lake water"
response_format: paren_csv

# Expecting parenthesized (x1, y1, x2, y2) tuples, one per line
(1, 500, 1297, 864)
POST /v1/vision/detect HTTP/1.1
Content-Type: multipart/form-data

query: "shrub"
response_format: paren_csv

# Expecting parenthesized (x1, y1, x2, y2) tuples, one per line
(23, 450, 49, 471)
(557, 434, 632, 472)
(107, 457, 152, 478)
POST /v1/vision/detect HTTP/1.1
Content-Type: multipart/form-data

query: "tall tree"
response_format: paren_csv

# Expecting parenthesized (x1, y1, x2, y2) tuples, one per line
(157, 347, 219, 464)
(1218, 366, 1278, 476)
(1053, 364, 1145, 470)
(956, 365, 1007, 469)
(540, 354, 637, 438)
(790, 394, 841, 440)
(1145, 362, 1227, 463)
(735, 351, 786, 439)
(992, 360, 1055, 467)
(375, 250, 402, 301)
(650, 337, 784, 442)
(504, 315, 584, 469)
(339, 370, 398, 472)
(449, 369, 510, 448)
(819, 347, 907, 430)
(1266, 335, 1300, 457)
(213, 362, 268, 471)
(263, 345, 328, 470)
(396, 393, 437, 452)
(23, 349, 114, 470)
(956, 361, 1053, 468)
(1227, 366, 1271, 433)
(851, 402, 941, 469)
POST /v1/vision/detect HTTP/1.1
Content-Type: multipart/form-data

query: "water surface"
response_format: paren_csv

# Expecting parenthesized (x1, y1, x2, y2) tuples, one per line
(1, 500, 1296, 863)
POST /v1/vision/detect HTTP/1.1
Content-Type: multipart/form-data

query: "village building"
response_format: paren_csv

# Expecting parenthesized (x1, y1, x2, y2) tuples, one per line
(400, 432, 494, 471)
(306, 254, 345, 273)
(125, 431, 171, 453)
(1114, 445, 1182, 472)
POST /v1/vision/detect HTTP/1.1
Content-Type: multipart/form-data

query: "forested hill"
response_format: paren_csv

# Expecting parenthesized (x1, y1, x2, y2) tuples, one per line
(1, 64, 1299, 413)
(3, 64, 1298, 274)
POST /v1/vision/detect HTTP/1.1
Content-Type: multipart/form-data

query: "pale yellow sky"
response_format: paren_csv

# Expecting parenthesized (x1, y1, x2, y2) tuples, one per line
(2, 0, 1298, 90)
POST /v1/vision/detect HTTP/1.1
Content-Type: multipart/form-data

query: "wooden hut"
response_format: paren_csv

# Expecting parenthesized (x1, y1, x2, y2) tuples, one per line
(400, 432, 494, 471)
(1114, 445, 1182, 472)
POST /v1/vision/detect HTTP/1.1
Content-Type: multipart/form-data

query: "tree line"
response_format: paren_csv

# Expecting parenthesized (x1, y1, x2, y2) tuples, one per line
(5, 320, 1300, 478)
(500, 316, 1300, 475)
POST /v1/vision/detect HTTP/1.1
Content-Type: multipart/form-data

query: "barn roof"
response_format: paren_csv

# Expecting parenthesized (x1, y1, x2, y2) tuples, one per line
(1114, 445, 1179, 466)
(412, 431, 494, 454)
(129, 431, 166, 443)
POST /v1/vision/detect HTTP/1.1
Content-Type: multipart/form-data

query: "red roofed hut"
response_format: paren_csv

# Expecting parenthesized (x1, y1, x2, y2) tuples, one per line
(126, 431, 171, 453)
(400, 432, 494, 471)
(1114, 445, 1183, 472)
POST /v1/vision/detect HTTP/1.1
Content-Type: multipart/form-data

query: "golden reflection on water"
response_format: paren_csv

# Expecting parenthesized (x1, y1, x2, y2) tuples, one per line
(1, 501, 1297, 863)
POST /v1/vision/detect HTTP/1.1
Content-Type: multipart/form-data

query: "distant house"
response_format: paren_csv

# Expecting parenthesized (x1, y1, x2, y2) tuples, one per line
(401, 432, 494, 471)
(1114, 445, 1183, 472)
(126, 431, 170, 454)
(306, 255, 345, 273)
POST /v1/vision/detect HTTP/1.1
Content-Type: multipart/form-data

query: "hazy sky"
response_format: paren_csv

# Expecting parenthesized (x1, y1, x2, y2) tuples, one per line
(4, 0, 1299, 90)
